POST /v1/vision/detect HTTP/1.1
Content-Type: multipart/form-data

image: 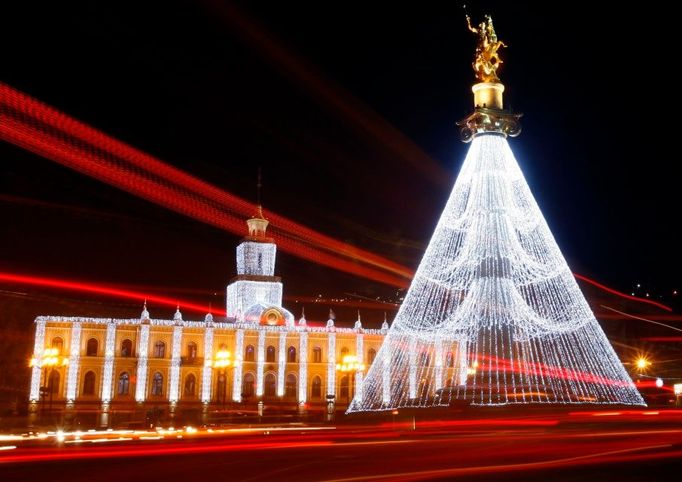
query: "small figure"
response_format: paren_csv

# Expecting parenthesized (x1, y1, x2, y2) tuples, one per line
(466, 14, 507, 83)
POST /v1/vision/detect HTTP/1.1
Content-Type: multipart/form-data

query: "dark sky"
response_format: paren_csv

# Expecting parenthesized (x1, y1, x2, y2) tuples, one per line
(1, 1, 679, 323)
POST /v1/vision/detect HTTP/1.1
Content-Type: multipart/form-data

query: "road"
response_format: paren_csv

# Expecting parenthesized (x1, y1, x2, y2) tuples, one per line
(1, 410, 681, 481)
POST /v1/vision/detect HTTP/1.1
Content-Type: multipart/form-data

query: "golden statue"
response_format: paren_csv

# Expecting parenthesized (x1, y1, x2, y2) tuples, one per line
(466, 14, 506, 83)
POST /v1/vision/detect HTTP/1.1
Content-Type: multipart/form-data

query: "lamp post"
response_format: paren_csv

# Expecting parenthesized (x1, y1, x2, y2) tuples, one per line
(30, 348, 69, 423)
(336, 355, 366, 406)
(207, 349, 232, 412)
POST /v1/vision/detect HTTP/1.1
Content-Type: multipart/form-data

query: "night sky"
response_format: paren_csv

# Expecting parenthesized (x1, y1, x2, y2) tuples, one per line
(1, 1, 679, 324)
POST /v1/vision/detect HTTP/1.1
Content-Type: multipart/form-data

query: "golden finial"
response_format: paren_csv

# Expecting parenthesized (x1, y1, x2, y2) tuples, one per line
(466, 14, 507, 83)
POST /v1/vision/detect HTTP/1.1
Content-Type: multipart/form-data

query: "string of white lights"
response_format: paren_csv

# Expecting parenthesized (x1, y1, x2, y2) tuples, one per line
(277, 333, 286, 396)
(201, 322, 214, 403)
(256, 331, 265, 396)
(29, 319, 46, 401)
(168, 323, 183, 403)
(298, 330, 308, 403)
(355, 332, 364, 403)
(327, 333, 336, 397)
(232, 329, 244, 402)
(99, 322, 115, 403)
(135, 323, 150, 402)
(349, 135, 644, 412)
(65, 321, 82, 402)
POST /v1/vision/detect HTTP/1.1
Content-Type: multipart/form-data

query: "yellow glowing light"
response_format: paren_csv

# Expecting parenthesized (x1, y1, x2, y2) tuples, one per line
(336, 355, 365, 372)
(636, 358, 649, 370)
(213, 350, 232, 369)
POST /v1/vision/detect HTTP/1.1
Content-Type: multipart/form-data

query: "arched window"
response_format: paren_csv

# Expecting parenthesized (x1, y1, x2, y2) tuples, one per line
(285, 374, 297, 398)
(264, 373, 276, 397)
(339, 375, 350, 400)
(82, 371, 96, 395)
(287, 346, 296, 363)
(117, 372, 130, 395)
(187, 342, 197, 360)
(48, 370, 60, 395)
(312, 347, 322, 363)
(446, 352, 455, 368)
(266, 346, 276, 363)
(121, 339, 133, 357)
(242, 373, 255, 398)
(151, 372, 163, 396)
(153, 341, 166, 358)
(340, 346, 350, 358)
(184, 374, 196, 397)
(51, 337, 64, 354)
(86, 338, 98, 356)
(311, 376, 322, 398)
(367, 348, 377, 364)
(244, 345, 255, 362)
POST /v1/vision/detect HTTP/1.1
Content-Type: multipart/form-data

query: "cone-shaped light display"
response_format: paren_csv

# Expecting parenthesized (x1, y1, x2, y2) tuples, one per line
(349, 16, 643, 411)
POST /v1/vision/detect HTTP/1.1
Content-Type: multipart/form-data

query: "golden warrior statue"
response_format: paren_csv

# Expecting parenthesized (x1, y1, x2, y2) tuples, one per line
(466, 14, 506, 83)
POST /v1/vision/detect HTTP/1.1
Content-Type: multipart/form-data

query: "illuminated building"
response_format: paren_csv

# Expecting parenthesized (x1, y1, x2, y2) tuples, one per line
(27, 209, 387, 424)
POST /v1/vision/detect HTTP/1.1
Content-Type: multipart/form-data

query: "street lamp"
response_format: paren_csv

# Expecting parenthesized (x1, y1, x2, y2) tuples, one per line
(635, 357, 651, 372)
(336, 355, 366, 406)
(29, 348, 69, 422)
(207, 349, 232, 411)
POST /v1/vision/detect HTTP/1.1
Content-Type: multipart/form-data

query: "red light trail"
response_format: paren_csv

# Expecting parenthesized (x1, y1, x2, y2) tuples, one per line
(574, 273, 672, 312)
(0, 82, 675, 312)
(0, 272, 219, 316)
(0, 81, 410, 288)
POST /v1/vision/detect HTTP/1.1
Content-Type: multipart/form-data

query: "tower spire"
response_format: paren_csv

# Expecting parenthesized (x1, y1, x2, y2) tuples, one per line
(256, 166, 263, 218)
(246, 168, 269, 237)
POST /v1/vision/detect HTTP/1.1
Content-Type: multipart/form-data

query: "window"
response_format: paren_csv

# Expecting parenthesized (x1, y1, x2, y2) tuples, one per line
(242, 373, 255, 398)
(86, 338, 98, 356)
(151, 372, 163, 396)
(446, 352, 455, 368)
(48, 370, 60, 395)
(264, 373, 276, 397)
(287, 346, 296, 363)
(187, 342, 197, 360)
(339, 375, 350, 400)
(153, 341, 166, 358)
(51, 337, 64, 354)
(340, 347, 350, 358)
(184, 374, 196, 397)
(312, 347, 322, 363)
(244, 345, 255, 362)
(82, 371, 96, 395)
(266, 345, 276, 363)
(367, 348, 377, 365)
(285, 374, 296, 398)
(117, 372, 130, 395)
(311, 376, 322, 398)
(121, 339, 133, 357)
(257, 252, 262, 270)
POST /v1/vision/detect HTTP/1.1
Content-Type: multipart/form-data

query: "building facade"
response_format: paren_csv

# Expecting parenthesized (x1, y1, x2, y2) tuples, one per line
(28, 210, 388, 424)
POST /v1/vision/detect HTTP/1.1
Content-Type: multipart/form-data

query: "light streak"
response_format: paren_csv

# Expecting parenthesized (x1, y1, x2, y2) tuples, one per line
(576, 274, 672, 312)
(1, 82, 673, 308)
(0, 81, 410, 287)
(0, 272, 217, 315)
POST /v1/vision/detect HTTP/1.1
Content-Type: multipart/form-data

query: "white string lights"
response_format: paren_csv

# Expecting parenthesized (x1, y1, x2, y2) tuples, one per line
(349, 134, 644, 411)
